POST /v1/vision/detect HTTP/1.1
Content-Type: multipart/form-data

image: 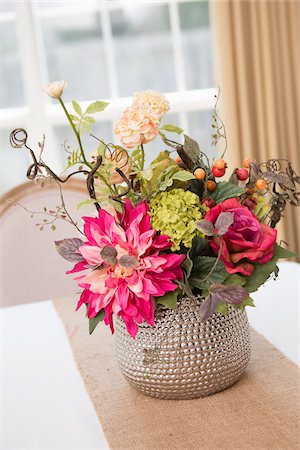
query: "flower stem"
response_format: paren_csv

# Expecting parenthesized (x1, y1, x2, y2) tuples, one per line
(140, 143, 145, 171)
(58, 98, 90, 168)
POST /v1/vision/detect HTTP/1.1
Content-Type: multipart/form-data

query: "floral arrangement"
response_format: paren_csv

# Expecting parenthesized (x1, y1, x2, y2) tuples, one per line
(10, 82, 299, 338)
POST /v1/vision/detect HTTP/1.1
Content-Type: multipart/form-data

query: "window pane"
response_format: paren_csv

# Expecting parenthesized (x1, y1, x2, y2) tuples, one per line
(187, 110, 214, 160)
(0, 129, 29, 194)
(1, 1, 15, 13)
(111, 5, 176, 96)
(40, 13, 109, 102)
(0, 23, 25, 108)
(179, 1, 213, 90)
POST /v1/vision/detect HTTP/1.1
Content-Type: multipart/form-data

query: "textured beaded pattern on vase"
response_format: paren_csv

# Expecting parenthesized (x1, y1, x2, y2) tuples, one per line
(115, 295, 251, 400)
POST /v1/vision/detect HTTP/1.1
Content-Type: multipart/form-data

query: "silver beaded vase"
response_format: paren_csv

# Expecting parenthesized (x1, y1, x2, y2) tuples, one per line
(115, 295, 251, 400)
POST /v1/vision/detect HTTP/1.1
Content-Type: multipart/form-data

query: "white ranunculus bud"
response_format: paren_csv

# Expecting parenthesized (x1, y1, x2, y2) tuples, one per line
(44, 80, 67, 99)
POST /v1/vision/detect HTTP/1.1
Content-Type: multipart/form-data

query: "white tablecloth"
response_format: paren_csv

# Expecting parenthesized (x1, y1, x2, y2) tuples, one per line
(1, 262, 299, 449)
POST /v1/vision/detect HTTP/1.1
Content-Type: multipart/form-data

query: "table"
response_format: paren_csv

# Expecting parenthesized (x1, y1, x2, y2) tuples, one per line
(1, 262, 299, 449)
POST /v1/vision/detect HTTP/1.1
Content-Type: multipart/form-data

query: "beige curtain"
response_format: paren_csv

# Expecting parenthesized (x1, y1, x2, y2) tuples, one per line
(210, 0, 300, 258)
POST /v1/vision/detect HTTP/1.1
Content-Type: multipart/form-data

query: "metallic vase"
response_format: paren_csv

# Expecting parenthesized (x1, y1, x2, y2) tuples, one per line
(115, 295, 251, 400)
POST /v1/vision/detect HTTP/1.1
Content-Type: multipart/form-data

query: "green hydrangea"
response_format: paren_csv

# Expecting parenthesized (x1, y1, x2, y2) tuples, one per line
(150, 188, 205, 251)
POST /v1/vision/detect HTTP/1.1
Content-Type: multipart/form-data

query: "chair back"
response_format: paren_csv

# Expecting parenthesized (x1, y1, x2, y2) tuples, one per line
(0, 178, 94, 307)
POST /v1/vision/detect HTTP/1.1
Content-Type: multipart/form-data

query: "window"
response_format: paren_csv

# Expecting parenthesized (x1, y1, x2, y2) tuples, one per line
(0, 0, 216, 194)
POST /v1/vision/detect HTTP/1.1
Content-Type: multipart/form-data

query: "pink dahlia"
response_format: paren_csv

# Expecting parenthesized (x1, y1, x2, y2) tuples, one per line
(68, 200, 185, 338)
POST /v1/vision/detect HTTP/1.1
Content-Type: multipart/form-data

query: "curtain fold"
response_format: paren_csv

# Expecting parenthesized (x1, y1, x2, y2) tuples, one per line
(211, 0, 300, 257)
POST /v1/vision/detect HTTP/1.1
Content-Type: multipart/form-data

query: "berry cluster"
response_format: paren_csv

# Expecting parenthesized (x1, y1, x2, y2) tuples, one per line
(174, 154, 268, 214)
(236, 158, 266, 190)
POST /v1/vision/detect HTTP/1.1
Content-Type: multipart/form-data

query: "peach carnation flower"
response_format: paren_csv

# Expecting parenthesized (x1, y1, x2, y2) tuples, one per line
(114, 107, 158, 148)
(132, 90, 170, 123)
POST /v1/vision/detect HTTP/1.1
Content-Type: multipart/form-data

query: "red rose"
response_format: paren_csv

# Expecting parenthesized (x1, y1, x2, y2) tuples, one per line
(205, 198, 277, 276)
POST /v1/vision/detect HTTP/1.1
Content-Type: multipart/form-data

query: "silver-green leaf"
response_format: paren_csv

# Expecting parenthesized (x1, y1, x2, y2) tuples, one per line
(215, 212, 234, 235)
(196, 219, 215, 236)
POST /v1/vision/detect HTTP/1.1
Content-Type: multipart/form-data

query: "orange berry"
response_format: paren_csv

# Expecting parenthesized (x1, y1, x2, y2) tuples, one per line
(243, 157, 255, 169)
(206, 180, 217, 192)
(214, 158, 227, 170)
(255, 179, 267, 190)
(194, 168, 206, 180)
(175, 156, 182, 164)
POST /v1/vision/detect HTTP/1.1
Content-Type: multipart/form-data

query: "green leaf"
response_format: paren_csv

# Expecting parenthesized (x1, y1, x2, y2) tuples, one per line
(97, 141, 106, 157)
(69, 114, 79, 122)
(63, 149, 82, 172)
(172, 171, 195, 182)
(210, 181, 246, 204)
(216, 302, 228, 315)
(150, 150, 172, 165)
(243, 259, 277, 293)
(89, 310, 105, 334)
(131, 146, 143, 169)
(189, 256, 227, 287)
(77, 198, 99, 210)
(155, 288, 181, 309)
(182, 253, 193, 278)
(238, 295, 255, 309)
(80, 121, 92, 133)
(72, 100, 82, 116)
(223, 274, 247, 286)
(85, 101, 109, 115)
(157, 167, 192, 192)
(140, 167, 154, 181)
(189, 178, 204, 197)
(189, 235, 209, 258)
(243, 244, 295, 294)
(161, 124, 184, 134)
(273, 243, 296, 259)
(83, 115, 97, 124)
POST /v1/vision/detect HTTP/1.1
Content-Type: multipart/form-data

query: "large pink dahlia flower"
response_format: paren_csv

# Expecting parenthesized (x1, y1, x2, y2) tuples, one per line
(68, 200, 185, 338)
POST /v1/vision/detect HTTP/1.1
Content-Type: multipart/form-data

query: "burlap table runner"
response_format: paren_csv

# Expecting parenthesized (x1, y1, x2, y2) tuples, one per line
(53, 297, 300, 450)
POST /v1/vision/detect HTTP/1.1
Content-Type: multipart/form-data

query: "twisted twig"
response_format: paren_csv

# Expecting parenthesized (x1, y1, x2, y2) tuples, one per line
(87, 156, 102, 211)
(10, 129, 90, 183)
